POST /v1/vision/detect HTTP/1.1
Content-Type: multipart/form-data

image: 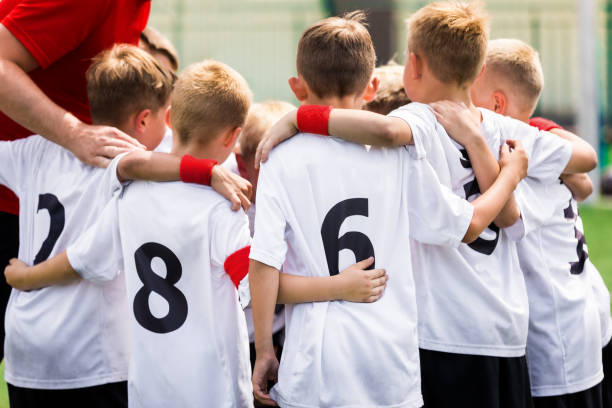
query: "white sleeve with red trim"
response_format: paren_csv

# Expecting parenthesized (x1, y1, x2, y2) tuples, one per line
(209, 202, 251, 297)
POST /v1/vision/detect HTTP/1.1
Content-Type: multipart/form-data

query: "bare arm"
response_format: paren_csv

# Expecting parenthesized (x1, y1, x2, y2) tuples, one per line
(277, 257, 387, 304)
(560, 173, 593, 202)
(549, 128, 598, 174)
(0, 25, 143, 168)
(431, 102, 520, 228)
(4, 252, 78, 291)
(462, 140, 527, 243)
(255, 108, 413, 166)
(250, 259, 280, 406)
(117, 150, 253, 211)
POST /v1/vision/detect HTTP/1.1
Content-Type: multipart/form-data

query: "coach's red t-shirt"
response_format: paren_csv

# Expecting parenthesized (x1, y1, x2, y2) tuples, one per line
(0, 0, 151, 214)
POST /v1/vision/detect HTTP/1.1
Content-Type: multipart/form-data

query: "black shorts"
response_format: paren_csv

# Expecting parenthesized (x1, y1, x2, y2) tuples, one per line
(8, 381, 127, 408)
(532, 382, 603, 408)
(603, 339, 612, 407)
(419, 348, 533, 408)
(0, 211, 19, 361)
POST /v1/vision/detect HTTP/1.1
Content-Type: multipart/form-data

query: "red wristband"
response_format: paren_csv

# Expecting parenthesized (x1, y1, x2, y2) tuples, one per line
(529, 117, 563, 132)
(297, 105, 332, 136)
(179, 155, 218, 186)
(224, 246, 251, 288)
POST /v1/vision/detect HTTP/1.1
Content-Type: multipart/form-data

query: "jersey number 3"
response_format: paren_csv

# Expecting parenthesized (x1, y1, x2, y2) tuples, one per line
(133, 243, 188, 333)
(321, 198, 375, 276)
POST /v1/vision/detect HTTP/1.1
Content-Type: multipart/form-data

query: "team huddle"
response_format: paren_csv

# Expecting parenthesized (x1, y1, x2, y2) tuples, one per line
(0, 1, 609, 408)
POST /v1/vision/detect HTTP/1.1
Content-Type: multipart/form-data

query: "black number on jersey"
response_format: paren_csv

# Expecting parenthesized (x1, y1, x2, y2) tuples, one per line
(34, 193, 65, 264)
(563, 200, 588, 275)
(459, 149, 500, 255)
(133, 243, 188, 333)
(321, 198, 375, 276)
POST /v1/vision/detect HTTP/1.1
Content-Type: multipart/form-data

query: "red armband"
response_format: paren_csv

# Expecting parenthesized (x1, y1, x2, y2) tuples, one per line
(529, 117, 563, 132)
(297, 105, 332, 136)
(179, 155, 218, 186)
(224, 246, 251, 288)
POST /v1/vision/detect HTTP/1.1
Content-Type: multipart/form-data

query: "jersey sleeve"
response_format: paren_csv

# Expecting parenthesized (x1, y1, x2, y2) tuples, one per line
(388, 102, 436, 157)
(100, 152, 130, 201)
(502, 117, 572, 183)
(66, 194, 123, 284)
(403, 148, 474, 247)
(249, 159, 288, 270)
(1, 0, 110, 68)
(0, 136, 47, 195)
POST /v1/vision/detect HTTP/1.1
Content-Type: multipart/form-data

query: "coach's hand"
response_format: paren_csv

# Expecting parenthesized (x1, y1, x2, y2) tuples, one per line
(67, 122, 145, 168)
(252, 349, 280, 406)
(211, 165, 252, 211)
(499, 140, 528, 181)
(255, 110, 298, 168)
(337, 257, 387, 303)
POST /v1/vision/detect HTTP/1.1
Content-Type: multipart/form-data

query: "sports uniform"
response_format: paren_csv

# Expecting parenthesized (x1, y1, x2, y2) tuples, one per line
(0, 136, 129, 406)
(67, 165, 253, 408)
(387, 103, 572, 408)
(250, 133, 474, 408)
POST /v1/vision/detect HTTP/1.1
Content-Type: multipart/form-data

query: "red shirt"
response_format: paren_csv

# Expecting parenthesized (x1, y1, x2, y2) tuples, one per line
(0, 0, 151, 214)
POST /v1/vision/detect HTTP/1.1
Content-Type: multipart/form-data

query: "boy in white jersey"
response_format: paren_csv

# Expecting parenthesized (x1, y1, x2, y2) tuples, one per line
(250, 11, 530, 408)
(0, 45, 175, 408)
(466, 38, 607, 407)
(256, 3, 598, 407)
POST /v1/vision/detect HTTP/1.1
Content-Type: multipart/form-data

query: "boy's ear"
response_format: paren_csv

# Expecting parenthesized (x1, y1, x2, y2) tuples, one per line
(362, 75, 380, 102)
(409, 52, 422, 80)
(223, 126, 242, 148)
(135, 109, 152, 133)
(492, 91, 507, 115)
(164, 107, 172, 129)
(476, 63, 486, 80)
(289, 76, 309, 101)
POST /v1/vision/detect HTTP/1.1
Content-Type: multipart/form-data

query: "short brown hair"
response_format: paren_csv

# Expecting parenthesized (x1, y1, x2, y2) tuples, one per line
(140, 26, 179, 72)
(485, 39, 544, 113)
(407, 1, 489, 85)
(240, 101, 295, 161)
(363, 61, 411, 114)
(297, 10, 376, 98)
(87, 44, 176, 126)
(170, 60, 252, 145)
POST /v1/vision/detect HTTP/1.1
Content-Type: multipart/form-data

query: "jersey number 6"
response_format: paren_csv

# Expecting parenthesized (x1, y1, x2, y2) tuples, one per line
(321, 198, 375, 276)
(133, 242, 188, 333)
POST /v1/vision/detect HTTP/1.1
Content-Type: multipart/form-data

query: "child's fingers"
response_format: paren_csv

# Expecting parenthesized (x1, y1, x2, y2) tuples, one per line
(355, 256, 374, 270)
(367, 267, 386, 279)
(500, 142, 510, 157)
(91, 156, 112, 169)
(8, 258, 19, 265)
(238, 192, 251, 212)
(366, 285, 386, 303)
(371, 276, 387, 289)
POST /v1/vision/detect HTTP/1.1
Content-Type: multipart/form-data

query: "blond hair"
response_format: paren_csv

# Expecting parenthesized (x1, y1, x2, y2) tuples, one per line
(363, 61, 411, 114)
(170, 60, 252, 145)
(140, 26, 179, 72)
(86, 44, 176, 126)
(239, 101, 295, 161)
(485, 38, 544, 113)
(297, 10, 376, 98)
(407, 1, 489, 85)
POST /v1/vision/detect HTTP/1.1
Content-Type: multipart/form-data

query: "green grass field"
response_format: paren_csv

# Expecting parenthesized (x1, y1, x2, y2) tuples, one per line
(0, 204, 608, 407)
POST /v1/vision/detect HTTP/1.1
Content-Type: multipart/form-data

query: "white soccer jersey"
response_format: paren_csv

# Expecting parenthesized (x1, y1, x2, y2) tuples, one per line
(514, 180, 603, 396)
(0, 136, 128, 389)
(154, 126, 173, 153)
(388, 103, 572, 357)
(68, 180, 253, 408)
(250, 134, 473, 408)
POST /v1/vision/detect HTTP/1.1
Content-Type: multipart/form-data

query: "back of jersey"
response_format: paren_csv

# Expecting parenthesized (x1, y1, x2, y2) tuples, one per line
(251, 134, 472, 408)
(115, 181, 252, 408)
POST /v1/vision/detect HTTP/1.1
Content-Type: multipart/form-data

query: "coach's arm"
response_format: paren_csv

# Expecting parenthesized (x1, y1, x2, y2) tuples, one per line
(0, 25, 143, 167)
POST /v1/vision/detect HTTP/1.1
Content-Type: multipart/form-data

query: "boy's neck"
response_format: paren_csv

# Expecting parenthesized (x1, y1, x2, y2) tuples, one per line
(170, 133, 228, 164)
(302, 94, 363, 110)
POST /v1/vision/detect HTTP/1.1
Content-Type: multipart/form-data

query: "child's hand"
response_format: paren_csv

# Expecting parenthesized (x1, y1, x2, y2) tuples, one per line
(255, 110, 298, 168)
(252, 349, 280, 406)
(336, 257, 387, 303)
(430, 101, 482, 147)
(499, 140, 528, 182)
(210, 165, 252, 211)
(4, 258, 34, 291)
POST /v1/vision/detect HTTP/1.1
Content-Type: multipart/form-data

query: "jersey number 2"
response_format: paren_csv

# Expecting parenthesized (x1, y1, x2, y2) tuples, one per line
(133, 242, 188, 333)
(34, 193, 65, 264)
(321, 198, 375, 276)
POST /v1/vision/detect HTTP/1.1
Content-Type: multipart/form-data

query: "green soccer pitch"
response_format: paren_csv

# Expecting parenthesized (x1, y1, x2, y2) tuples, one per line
(0, 204, 608, 407)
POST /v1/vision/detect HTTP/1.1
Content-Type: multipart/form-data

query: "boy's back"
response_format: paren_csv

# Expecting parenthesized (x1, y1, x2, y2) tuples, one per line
(251, 134, 472, 407)
(0, 136, 128, 388)
(72, 180, 253, 408)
